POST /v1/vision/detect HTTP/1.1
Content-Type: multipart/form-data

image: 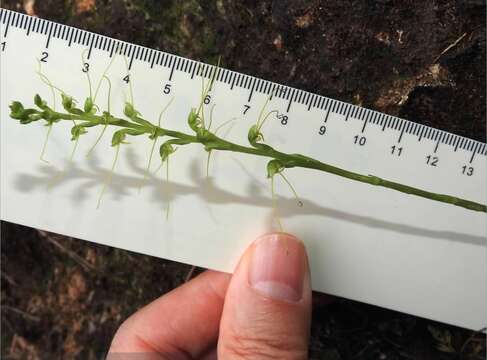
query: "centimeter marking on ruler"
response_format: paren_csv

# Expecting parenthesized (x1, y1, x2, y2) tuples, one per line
(1, 8, 486, 159)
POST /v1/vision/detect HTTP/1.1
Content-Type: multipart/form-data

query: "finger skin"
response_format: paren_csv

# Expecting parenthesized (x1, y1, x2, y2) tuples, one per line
(218, 233, 312, 359)
(108, 270, 231, 359)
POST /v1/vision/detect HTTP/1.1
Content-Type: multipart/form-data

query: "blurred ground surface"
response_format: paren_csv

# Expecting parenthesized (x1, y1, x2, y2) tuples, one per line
(1, 0, 486, 359)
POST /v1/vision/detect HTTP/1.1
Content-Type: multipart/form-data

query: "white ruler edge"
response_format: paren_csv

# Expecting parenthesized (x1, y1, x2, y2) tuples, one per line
(1, 9, 486, 330)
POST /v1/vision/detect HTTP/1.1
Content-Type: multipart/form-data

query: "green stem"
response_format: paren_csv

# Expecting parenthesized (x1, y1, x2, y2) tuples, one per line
(29, 110, 487, 213)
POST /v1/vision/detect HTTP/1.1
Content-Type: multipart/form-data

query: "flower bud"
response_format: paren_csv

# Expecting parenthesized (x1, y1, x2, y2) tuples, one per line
(34, 94, 48, 110)
(9, 102, 25, 119)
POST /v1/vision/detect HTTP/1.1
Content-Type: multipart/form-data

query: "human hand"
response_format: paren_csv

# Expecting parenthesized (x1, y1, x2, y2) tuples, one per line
(107, 232, 312, 359)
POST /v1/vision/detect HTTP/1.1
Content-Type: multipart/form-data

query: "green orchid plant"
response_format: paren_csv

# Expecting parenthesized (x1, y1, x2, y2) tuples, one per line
(8, 60, 487, 221)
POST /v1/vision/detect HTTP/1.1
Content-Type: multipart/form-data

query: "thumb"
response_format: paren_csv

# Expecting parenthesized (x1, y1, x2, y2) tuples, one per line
(218, 232, 312, 359)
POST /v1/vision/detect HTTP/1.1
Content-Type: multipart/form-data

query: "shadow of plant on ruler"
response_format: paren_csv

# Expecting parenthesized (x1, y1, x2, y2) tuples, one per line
(13, 149, 486, 247)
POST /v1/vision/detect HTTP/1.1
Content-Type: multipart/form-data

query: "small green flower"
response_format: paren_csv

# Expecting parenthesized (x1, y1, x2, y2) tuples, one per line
(159, 141, 177, 162)
(9, 102, 41, 124)
(61, 94, 83, 115)
(111, 128, 145, 146)
(111, 130, 128, 146)
(248, 124, 264, 145)
(9, 101, 25, 119)
(123, 102, 140, 119)
(34, 94, 48, 110)
(61, 94, 73, 110)
(123, 102, 154, 128)
(71, 124, 88, 141)
(84, 97, 95, 114)
(187, 108, 201, 132)
(267, 159, 285, 178)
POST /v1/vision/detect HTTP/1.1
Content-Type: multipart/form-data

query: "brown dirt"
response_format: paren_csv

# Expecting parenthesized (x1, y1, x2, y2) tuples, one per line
(1, 0, 486, 359)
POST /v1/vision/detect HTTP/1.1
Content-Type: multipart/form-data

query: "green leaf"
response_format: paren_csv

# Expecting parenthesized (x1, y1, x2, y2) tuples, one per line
(266, 159, 284, 178)
(34, 94, 48, 110)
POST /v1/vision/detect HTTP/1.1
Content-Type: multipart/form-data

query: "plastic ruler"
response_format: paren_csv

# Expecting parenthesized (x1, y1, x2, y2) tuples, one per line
(1, 9, 486, 329)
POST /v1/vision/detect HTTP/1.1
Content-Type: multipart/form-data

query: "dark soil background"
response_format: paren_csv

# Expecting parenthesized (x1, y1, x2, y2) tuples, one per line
(1, 0, 486, 359)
